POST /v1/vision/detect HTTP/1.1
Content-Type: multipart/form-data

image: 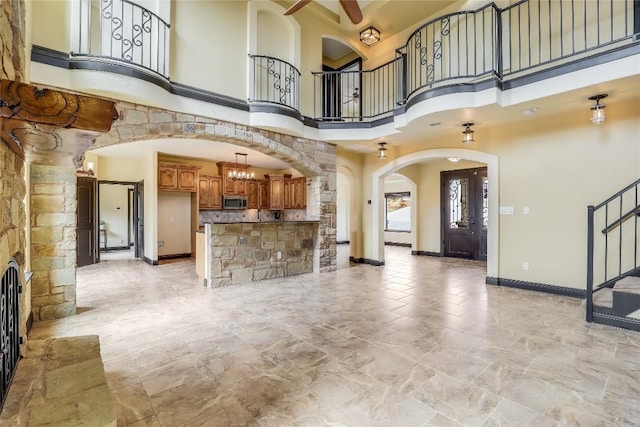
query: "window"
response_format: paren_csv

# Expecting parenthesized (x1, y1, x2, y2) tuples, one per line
(384, 192, 411, 232)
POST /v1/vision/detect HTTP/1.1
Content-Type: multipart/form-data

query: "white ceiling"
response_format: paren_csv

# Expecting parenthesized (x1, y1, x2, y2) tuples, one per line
(90, 138, 292, 170)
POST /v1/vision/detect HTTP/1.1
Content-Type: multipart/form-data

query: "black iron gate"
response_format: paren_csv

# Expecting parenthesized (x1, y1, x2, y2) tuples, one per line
(1, 259, 21, 411)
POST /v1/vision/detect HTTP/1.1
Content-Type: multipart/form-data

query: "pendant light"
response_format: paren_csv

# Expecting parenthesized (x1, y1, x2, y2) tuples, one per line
(588, 94, 607, 125)
(462, 122, 475, 144)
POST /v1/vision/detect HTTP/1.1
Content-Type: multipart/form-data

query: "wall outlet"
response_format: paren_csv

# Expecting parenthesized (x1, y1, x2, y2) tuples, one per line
(158, 241, 165, 247)
(277, 251, 282, 260)
(239, 236, 246, 245)
(522, 261, 529, 271)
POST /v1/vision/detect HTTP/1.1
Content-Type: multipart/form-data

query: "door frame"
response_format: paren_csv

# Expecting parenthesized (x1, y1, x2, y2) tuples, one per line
(98, 180, 143, 259)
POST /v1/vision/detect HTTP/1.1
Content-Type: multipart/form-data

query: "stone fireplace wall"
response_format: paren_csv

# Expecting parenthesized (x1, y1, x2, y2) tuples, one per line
(0, 0, 26, 81)
(0, 142, 27, 334)
(1, 0, 29, 338)
(30, 165, 77, 320)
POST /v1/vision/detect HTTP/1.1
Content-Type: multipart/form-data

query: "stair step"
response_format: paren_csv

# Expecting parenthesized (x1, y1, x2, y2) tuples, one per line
(592, 287, 613, 308)
(628, 308, 640, 319)
(613, 276, 640, 294)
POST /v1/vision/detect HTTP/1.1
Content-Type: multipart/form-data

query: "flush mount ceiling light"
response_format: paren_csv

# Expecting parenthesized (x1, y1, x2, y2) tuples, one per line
(461, 122, 475, 144)
(377, 142, 387, 158)
(360, 26, 381, 46)
(588, 94, 607, 125)
(447, 157, 461, 162)
(228, 153, 255, 181)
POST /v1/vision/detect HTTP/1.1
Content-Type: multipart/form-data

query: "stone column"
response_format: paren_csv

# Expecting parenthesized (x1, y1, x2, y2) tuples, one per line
(30, 165, 77, 320)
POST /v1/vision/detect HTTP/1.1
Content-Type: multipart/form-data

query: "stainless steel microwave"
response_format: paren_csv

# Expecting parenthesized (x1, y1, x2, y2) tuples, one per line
(222, 195, 247, 210)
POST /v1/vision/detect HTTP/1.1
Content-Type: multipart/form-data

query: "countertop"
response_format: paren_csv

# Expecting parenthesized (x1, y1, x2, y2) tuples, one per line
(201, 220, 320, 225)
(197, 220, 320, 232)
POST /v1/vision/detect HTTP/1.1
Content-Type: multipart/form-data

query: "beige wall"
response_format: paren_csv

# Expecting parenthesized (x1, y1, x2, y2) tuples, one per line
(170, 0, 247, 98)
(257, 10, 290, 60)
(336, 172, 349, 242)
(157, 191, 191, 256)
(30, 0, 71, 53)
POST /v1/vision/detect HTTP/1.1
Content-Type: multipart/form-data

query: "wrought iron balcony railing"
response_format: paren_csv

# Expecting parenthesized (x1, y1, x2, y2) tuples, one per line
(314, 0, 638, 122)
(72, 0, 170, 79)
(248, 55, 301, 112)
(313, 58, 402, 122)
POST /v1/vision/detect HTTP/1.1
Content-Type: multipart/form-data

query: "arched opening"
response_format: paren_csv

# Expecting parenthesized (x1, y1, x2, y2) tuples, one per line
(321, 36, 363, 121)
(370, 148, 499, 278)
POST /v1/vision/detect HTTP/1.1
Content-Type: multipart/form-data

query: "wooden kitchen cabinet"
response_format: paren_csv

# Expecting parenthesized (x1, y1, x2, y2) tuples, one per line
(247, 180, 259, 209)
(158, 162, 200, 192)
(264, 174, 284, 210)
(283, 179, 292, 209)
(217, 162, 248, 195)
(292, 177, 306, 209)
(259, 180, 269, 209)
(282, 177, 307, 209)
(198, 175, 222, 209)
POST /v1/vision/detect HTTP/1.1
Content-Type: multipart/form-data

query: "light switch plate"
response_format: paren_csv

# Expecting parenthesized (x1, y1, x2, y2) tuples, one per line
(523, 206, 530, 215)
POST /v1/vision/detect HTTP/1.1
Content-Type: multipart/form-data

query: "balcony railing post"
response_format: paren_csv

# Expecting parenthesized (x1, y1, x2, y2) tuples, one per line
(496, 5, 504, 80)
(635, 0, 640, 36)
(586, 205, 595, 322)
(400, 52, 408, 104)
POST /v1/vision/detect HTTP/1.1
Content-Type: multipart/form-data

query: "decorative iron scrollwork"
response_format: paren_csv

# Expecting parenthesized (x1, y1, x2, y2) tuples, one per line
(282, 66, 297, 104)
(414, 31, 428, 66)
(434, 40, 442, 60)
(441, 17, 450, 36)
(101, 0, 113, 19)
(142, 10, 152, 34)
(449, 178, 469, 229)
(0, 260, 21, 410)
(426, 64, 435, 82)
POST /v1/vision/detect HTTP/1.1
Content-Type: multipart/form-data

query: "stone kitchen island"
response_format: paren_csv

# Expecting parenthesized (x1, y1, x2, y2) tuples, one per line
(196, 221, 320, 287)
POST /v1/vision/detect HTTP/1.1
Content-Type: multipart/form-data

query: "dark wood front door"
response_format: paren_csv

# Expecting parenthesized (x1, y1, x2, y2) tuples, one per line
(441, 167, 488, 260)
(77, 176, 97, 267)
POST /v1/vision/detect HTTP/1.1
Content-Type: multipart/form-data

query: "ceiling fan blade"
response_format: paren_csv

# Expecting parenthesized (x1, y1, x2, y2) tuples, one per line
(339, 0, 363, 24)
(284, 0, 312, 16)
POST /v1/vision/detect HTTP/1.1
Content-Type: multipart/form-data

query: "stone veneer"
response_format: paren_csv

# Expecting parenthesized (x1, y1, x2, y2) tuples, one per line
(210, 222, 318, 286)
(1, 0, 28, 341)
(0, 0, 25, 81)
(94, 102, 337, 272)
(30, 165, 77, 320)
(0, 140, 27, 337)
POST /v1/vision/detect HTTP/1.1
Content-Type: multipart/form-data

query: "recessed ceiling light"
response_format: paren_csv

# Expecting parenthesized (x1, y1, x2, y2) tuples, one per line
(447, 157, 461, 162)
(523, 107, 539, 115)
(429, 122, 441, 127)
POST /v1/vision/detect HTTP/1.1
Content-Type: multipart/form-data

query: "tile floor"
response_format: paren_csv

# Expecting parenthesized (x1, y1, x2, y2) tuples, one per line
(29, 246, 640, 426)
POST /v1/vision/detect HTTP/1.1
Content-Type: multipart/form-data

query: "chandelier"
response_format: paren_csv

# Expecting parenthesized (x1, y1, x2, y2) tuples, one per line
(228, 153, 255, 181)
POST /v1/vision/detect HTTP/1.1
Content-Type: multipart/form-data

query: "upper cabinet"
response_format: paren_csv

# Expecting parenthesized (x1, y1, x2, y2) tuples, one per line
(247, 180, 260, 209)
(158, 162, 200, 192)
(284, 176, 306, 209)
(264, 174, 284, 211)
(199, 175, 222, 210)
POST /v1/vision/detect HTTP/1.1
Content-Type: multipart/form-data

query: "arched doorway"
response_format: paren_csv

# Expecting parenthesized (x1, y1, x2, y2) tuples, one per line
(370, 148, 499, 277)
